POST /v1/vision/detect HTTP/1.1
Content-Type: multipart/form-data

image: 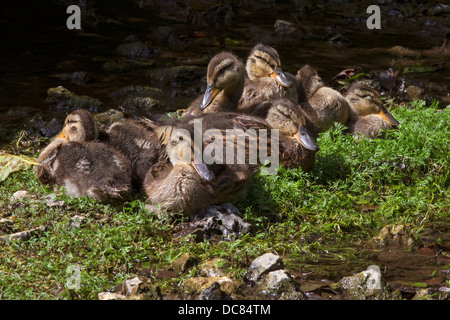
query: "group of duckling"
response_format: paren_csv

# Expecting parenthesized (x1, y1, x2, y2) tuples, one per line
(35, 44, 400, 217)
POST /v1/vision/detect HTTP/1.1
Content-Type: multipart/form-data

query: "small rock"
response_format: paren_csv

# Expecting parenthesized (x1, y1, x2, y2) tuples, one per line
(93, 109, 125, 127)
(115, 36, 156, 59)
(259, 269, 303, 300)
(191, 203, 252, 241)
(378, 68, 399, 92)
(98, 292, 126, 300)
(245, 253, 284, 282)
(406, 86, 425, 101)
(274, 19, 297, 35)
(10, 190, 28, 202)
(110, 85, 164, 118)
(172, 253, 199, 274)
(121, 96, 162, 117)
(199, 281, 224, 300)
(69, 215, 86, 229)
(46, 86, 104, 114)
(429, 4, 450, 16)
(338, 267, 401, 300)
(182, 276, 242, 299)
(370, 224, 414, 249)
(145, 65, 204, 85)
(44, 194, 65, 207)
(198, 259, 226, 277)
(122, 277, 143, 296)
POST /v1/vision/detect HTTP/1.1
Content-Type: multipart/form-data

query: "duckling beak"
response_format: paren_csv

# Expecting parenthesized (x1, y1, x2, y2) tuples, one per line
(192, 161, 215, 182)
(271, 67, 293, 88)
(56, 131, 65, 139)
(295, 126, 320, 152)
(200, 83, 221, 110)
(378, 106, 400, 128)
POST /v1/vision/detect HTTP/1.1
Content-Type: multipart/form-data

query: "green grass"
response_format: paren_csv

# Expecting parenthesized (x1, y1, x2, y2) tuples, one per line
(0, 100, 449, 299)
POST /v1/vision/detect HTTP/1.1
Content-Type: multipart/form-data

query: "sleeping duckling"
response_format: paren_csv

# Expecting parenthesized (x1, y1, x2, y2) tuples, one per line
(103, 119, 163, 188)
(185, 51, 245, 116)
(296, 64, 350, 133)
(238, 43, 297, 109)
(240, 98, 319, 171)
(143, 113, 273, 216)
(34, 109, 132, 202)
(345, 83, 400, 139)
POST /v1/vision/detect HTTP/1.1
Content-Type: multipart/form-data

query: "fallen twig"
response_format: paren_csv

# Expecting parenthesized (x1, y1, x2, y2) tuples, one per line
(0, 225, 47, 244)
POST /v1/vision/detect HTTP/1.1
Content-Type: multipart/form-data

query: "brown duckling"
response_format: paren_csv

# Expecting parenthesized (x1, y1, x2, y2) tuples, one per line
(185, 51, 245, 116)
(34, 109, 132, 202)
(296, 64, 350, 133)
(238, 44, 297, 109)
(143, 112, 275, 216)
(103, 119, 163, 189)
(240, 98, 320, 171)
(345, 83, 400, 139)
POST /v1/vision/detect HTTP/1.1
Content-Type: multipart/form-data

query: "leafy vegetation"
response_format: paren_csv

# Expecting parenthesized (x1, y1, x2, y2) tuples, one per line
(0, 100, 448, 299)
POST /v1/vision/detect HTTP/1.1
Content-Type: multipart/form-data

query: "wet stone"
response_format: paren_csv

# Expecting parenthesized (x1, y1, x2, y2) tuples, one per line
(46, 86, 104, 114)
(198, 259, 226, 277)
(93, 109, 125, 127)
(115, 35, 156, 59)
(245, 253, 284, 283)
(181, 276, 243, 300)
(406, 86, 425, 100)
(190, 203, 252, 241)
(145, 65, 204, 85)
(172, 253, 199, 274)
(338, 269, 402, 300)
(370, 224, 414, 249)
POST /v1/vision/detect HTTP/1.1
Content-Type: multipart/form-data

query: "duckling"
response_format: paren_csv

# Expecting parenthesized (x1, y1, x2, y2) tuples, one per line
(240, 98, 320, 171)
(238, 44, 297, 109)
(185, 51, 245, 116)
(296, 64, 350, 133)
(103, 119, 163, 188)
(34, 109, 132, 202)
(143, 113, 274, 216)
(344, 83, 400, 139)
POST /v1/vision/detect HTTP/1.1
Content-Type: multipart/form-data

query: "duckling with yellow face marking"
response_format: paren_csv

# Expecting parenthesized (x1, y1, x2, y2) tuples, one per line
(238, 44, 297, 109)
(344, 83, 400, 139)
(34, 109, 132, 202)
(185, 51, 245, 116)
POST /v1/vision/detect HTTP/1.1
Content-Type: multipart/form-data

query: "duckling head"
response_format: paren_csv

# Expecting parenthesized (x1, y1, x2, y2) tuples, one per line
(296, 64, 324, 101)
(155, 124, 216, 182)
(57, 109, 98, 142)
(345, 83, 400, 127)
(266, 99, 319, 152)
(200, 52, 245, 110)
(245, 44, 293, 88)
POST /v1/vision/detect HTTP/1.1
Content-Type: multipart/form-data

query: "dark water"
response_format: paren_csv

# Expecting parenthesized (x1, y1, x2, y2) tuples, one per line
(0, 1, 449, 147)
(0, 1, 449, 298)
